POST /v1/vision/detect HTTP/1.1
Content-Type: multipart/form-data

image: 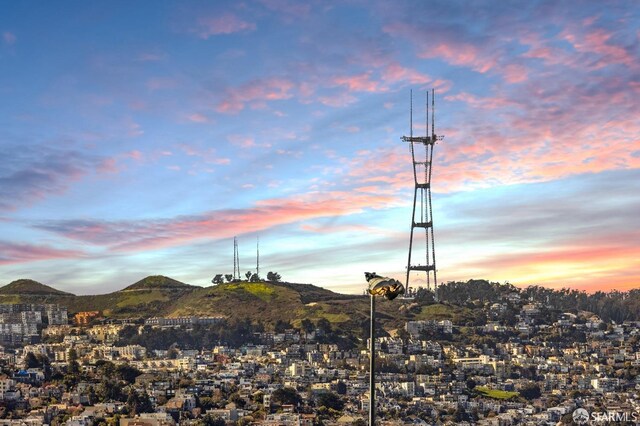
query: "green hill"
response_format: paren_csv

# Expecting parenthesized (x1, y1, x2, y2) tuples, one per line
(121, 275, 195, 291)
(0, 279, 74, 296)
(168, 280, 412, 331)
(0, 276, 431, 329)
(0, 276, 199, 318)
(66, 275, 198, 317)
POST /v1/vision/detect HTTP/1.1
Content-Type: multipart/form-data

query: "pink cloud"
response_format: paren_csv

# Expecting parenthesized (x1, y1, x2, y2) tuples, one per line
(0, 242, 83, 265)
(563, 28, 635, 67)
(216, 78, 295, 113)
(332, 73, 384, 93)
(423, 43, 496, 73)
(300, 223, 372, 234)
(195, 14, 256, 38)
(227, 134, 256, 148)
(97, 158, 119, 173)
(187, 113, 211, 123)
(503, 64, 528, 83)
(0, 148, 111, 211)
(126, 150, 143, 161)
(175, 144, 231, 165)
(38, 191, 400, 252)
(258, 0, 311, 22)
(381, 64, 431, 86)
(2, 31, 16, 45)
(146, 77, 177, 91)
(444, 92, 518, 109)
(318, 92, 357, 108)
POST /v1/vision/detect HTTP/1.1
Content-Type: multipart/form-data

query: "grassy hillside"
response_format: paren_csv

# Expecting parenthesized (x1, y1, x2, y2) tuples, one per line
(68, 276, 198, 317)
(170, 281, 329, 322)
(0, 279, 76, 305)
(169, 280, 422, 332)
(121, 275, 196, 291)
(0, 276, 460, 331)
(0, 276, 198, 318)
(0, 279, 74, 296)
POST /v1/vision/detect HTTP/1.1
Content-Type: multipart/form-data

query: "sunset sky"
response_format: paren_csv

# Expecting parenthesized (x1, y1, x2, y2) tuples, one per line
(1, 1, 638, 295)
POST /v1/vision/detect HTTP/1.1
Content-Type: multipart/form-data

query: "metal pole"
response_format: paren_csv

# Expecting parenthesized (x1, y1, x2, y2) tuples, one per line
(369, 294, 375, 426)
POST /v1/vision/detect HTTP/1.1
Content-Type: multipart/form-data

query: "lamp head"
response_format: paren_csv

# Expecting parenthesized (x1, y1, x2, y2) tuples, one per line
(364, 272, 405, 300)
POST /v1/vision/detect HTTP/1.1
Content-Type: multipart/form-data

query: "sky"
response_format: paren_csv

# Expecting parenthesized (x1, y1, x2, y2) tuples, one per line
(0, 1, 639, 295)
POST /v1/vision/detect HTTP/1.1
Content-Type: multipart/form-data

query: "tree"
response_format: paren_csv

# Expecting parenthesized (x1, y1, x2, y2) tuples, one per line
(267, 271, 282, 282)
(317, 392, 344, 411)
(520, 383, 541, 400)
(250, 273, 260, 282)
(126, 389, 152, 416)
(225, 274, 233, 283)
(115, 364, 142, 384)
(24, 352, 39, 369)
(272, 387, 302, 406)
(336, 381, 347, 395)
(97, 379, 124, 402)
(67, 348, 80, 375)
(245, 271, 252, 280)
(275, 320, 292, 333)
(317, 318, 332, 334)
(199, 415, 226, 426)
(212, 274, 224, 285)
(300, 319, 315, 334)
(167, 347, 179, 359)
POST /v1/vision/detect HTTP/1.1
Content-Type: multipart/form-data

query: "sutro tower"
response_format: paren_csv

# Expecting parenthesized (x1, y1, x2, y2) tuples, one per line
(402, 89, 443, 301)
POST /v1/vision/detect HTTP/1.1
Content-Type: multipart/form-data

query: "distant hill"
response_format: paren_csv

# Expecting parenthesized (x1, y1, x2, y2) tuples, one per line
(0, 279, 74, 296)
(168, 280, 405, 330)
(67, 275, 198, 317)
(4, 277, 638, 331)
(121, 275, 196, 291)
(0, 275, 198, 318)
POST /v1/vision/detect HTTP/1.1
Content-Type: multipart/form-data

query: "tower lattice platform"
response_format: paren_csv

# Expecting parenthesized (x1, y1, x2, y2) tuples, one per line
(402, 89, 443, 300)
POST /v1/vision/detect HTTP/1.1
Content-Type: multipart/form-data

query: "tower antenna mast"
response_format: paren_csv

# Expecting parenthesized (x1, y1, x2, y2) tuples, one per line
(401, 89, 444, 300)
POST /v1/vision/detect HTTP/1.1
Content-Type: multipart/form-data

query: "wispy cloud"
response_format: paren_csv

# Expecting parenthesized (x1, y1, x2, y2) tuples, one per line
(2, 31, 16, 45)
(216, 77, 295, 113)
(0, 146, 114, 211)
(194, 13, 256, 38)
(0, 241, 84, 265)
(36, 191, 401, 252)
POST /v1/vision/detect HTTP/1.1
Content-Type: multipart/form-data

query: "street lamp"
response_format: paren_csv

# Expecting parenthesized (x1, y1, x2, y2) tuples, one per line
(365, 272, 405, 426)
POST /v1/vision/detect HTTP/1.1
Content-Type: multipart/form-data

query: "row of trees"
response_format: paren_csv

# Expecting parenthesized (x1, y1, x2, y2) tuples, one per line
(211, 271, 282, 285)
(434, 280, 640, 323)
(115, 316, 346, 350)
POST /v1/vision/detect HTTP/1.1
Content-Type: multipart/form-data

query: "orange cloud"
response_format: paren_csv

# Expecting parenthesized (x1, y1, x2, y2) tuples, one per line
(457, 235, 640, 293)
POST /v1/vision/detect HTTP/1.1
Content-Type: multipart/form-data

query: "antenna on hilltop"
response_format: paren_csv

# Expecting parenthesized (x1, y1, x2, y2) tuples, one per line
(233, 237, 240, 280)
(256, 236, 260, 277)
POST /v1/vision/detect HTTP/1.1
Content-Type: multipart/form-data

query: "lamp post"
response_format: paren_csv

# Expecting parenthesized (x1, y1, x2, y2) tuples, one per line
(365, 272, 404, 426)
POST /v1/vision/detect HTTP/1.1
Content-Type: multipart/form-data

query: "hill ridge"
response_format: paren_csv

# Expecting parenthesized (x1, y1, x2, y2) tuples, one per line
(120, 275, 196, 292)
(0, 279, 74, 296)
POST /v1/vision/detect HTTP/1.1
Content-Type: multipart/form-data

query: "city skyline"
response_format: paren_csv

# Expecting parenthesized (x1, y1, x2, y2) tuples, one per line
(1, 1, 638, 295)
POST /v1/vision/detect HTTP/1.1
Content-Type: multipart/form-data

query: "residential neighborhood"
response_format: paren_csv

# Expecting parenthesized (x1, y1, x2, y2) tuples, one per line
(0, 289, 639, 426)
